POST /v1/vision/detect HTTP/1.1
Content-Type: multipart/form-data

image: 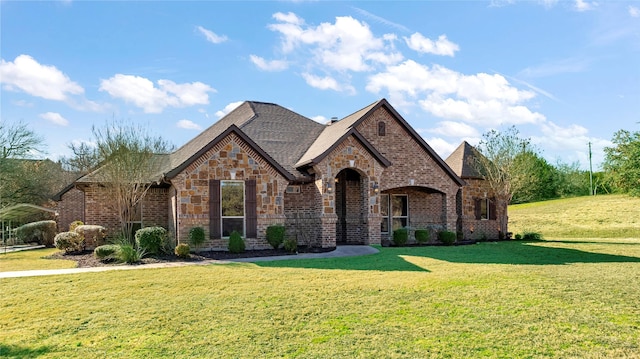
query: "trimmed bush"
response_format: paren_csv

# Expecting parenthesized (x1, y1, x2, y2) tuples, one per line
(392, 228, 408, 246)
(514, 233, 523, 240)
(69, 220, 84, 232)
(15, 220, 57, 247)
(74, 225, 107, 249)
(283, 238, 297, 253)
(266, 225, 286, 249)
(188, 227, 206, 250)
(135, 226, 168, 255)
(438, 231, 456, 246)
(175, 243, 191, 259)
(94, 244, 121, 261)
(415, 229, 430, 244)
(522, 231, 543, 241)
(54, 231, 85, 253)
(228, 231, 245, 253)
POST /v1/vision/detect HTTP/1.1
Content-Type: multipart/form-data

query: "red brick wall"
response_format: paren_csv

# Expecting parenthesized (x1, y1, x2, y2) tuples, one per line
(355, 106, 460, 232)
(57, 187, 84, 232)
(459, 178, 508, 240)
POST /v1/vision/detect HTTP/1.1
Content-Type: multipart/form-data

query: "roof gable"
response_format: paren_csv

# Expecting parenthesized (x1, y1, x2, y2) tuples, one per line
(445, 141, 484, 179)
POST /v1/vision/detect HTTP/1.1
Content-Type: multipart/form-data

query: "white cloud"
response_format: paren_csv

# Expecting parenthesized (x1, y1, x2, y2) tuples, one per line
(215, 101, 244, 118)
(532, 121, 611, 167)
(351, 7, 411, 33)
(268, 12, 402, 72)
(176, 119, 202, 130)
(249, 55, 289, 71)
(574, 0, 596, 12)
(196, 26, 228, 44)
(423, 137, 460, 158)
(13, 99, 34, 107)
(629, 6, 640, 18)
(302, 73, 355, 94)
(404, 33, 460, 57)
(311, 115, 328, 124)
(39, 112, 69, 126)
(367, 60, 545, 127)
(99, 74, 215, 113)
(0, 54, 83, 101)
(427, 121, 480, 138)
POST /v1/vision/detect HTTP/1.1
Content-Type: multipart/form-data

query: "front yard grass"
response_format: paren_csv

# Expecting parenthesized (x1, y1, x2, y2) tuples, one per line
(0, 248, 77, 272)
(2, 239, 639, 358)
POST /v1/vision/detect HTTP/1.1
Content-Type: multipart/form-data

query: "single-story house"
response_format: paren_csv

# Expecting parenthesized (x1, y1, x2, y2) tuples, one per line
(56, 99, 507, 250)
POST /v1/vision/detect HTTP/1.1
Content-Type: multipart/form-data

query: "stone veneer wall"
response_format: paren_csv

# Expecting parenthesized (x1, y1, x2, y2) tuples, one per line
(57, 187, 84, 232)
(460, 178, 507, 240)
(312, 136, 384, 247)
(171, 133, 288, 250)
(355, 106, 460, 232)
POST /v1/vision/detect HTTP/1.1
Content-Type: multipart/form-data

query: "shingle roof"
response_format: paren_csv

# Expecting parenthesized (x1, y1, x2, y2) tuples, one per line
(166, 101, 325, 180)
(445, 141, 484, 179)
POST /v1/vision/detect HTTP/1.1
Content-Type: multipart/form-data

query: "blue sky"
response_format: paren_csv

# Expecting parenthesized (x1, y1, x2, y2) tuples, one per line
(1, 1, 639, 170)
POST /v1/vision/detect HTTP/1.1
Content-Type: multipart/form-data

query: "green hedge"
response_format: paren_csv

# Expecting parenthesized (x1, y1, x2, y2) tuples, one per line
(15, 220, 57, 247)
(393, 228, 408, 246)
(266, 225, 286, 249)
(135, 226, 167, 255)
(54, 231, 85, 253)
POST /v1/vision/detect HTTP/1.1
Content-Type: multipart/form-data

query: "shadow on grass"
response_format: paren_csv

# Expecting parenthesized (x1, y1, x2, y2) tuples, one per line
(254, 241, 640, 272)
(0, 344, 51, 358)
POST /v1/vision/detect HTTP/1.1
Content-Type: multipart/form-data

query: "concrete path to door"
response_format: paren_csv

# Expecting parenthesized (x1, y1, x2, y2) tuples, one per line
(0, 245, 380, 278)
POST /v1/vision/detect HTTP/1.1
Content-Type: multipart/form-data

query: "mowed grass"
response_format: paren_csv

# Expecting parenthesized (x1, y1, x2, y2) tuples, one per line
(1, 194, 640, 358)
(0, 248, 77, 272)
(509, 194, 640, 238)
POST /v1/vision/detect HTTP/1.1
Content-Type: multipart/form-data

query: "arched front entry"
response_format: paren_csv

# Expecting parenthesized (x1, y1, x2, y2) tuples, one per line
(334, 168, 368, 244)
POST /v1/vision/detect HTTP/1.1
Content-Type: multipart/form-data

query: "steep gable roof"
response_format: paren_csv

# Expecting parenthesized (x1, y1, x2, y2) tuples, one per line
(445, 141, 484, 179)
(298, 99, 463, 186)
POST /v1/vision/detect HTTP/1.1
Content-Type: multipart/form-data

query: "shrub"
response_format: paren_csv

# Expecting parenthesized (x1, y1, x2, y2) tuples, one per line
(175, 243, 191, 258)
(54, 231, 85, 253)
(119, 244, 145, 264)
(135, 226, 167, 255)
(514, 233, 523, 240)
(69, 220, 84, 232)
(438, 231, 456, 246)
(415, 229, 430, 244)
(522, 231, 543, 241)
(266, 225, 286, 249)
(228, 231, 245, 253)
(283, 238, 297, 253)
(188, 227, 206, 250)
(74, 225, 107, 249)
(392, 228, 408, 246)
(15, 220, 57, 247)
(94, 244, 121, 261)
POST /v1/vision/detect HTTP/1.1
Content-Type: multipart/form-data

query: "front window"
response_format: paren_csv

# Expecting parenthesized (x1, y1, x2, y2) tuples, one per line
(392, 195, 408, 230)
(480, 198, 489, 220)
(380, 194, 389, 233)
(221, 181, 244, 237)
(380, 194, 408, 233)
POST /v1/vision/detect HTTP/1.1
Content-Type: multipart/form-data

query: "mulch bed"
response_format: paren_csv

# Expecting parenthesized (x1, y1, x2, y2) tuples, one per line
(48, 248, 296, 268)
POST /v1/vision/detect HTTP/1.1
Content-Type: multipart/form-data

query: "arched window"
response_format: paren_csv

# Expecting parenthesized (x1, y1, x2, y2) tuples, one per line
(378, 121, 386, 136)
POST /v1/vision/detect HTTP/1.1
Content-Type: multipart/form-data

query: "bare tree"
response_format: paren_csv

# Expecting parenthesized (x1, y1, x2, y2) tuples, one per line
(89, 121, 173, 242)
(0, 121, 46, 207)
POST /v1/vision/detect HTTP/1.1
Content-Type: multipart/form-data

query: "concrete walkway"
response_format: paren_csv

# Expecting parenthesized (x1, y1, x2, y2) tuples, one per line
(0, 245, 379, 279)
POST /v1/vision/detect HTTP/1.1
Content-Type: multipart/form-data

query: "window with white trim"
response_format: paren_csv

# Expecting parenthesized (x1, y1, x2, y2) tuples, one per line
(480, 198, 489, 220)
(380, 194, 409, 233)
(221, 180, 244, 237)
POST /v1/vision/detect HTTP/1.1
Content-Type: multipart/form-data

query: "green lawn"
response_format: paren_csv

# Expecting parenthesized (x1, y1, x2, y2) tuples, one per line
(1, 195, 639, 358)
(0, 248, 76, 272)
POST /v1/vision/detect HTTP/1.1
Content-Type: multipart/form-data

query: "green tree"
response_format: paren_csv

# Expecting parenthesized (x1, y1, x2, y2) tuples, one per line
(86, 121, 174, 242)
(474, 126, 533, 233)
(554, 160, 590, 198)
(604, 129, 640, 196)
(511, 151, 557, 203)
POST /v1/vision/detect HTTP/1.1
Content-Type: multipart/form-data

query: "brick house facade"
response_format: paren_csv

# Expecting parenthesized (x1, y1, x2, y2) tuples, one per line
(445, 141, 508, 240)
(60, 99, 507, 250)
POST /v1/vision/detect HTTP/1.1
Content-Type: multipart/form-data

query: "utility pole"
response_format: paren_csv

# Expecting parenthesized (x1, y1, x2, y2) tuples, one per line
(588, 142, 594, 196)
